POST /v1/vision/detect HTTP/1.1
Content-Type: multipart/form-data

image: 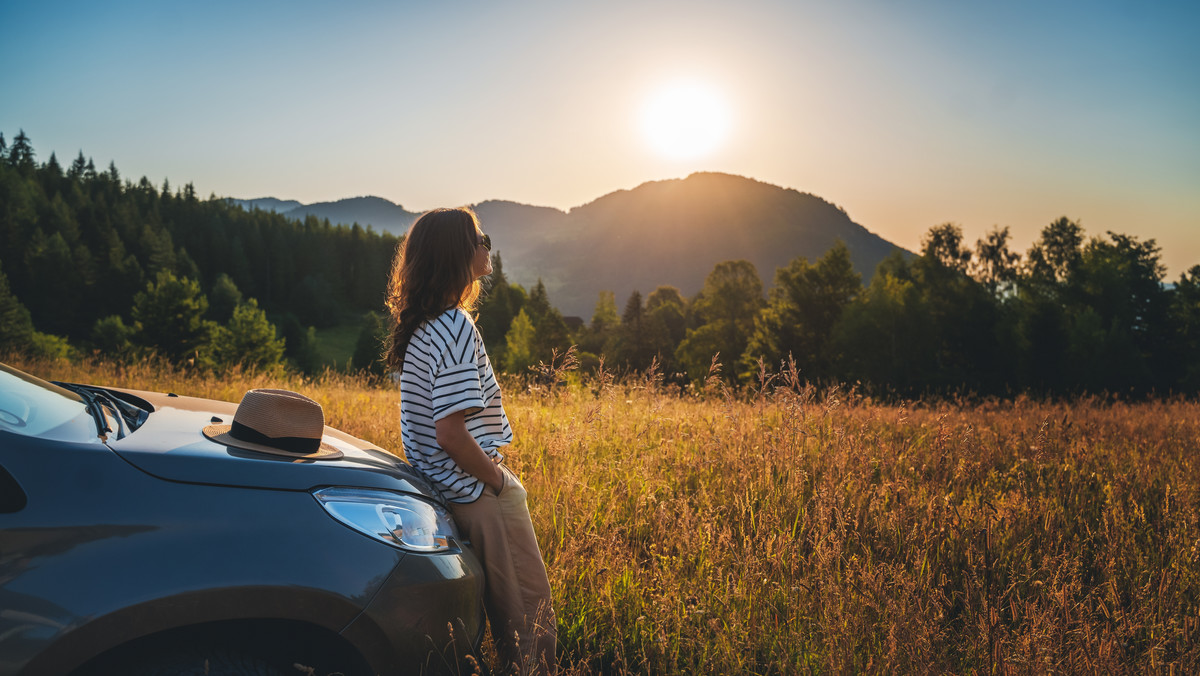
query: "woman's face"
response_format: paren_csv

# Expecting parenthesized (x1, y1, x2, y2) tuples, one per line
(472, 230, 493, 278)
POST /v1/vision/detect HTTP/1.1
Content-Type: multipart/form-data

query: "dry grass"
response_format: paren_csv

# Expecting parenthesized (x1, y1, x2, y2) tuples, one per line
(8, 355, 1199, 674)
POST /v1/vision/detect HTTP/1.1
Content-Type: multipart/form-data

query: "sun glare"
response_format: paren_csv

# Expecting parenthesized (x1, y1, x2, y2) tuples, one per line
(641, 80, 731, 160)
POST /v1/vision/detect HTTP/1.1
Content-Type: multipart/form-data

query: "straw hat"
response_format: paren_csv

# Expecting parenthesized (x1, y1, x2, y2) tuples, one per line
(202, 389, 344, 460)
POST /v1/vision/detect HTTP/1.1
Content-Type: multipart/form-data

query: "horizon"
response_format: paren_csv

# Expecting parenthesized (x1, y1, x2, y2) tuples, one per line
(4, 0, 1198, 278)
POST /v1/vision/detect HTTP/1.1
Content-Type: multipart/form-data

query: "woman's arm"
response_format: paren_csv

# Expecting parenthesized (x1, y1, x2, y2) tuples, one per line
(435, 409, 505, 493)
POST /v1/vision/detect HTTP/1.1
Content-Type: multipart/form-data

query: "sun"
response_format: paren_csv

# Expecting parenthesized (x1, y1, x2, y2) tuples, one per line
(641, 80, 731, 160)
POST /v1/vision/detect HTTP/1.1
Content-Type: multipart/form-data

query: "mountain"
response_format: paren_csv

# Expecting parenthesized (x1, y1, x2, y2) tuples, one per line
(279, 196, 419, 236)
(231, 173, 911, 317)
(478, 173, 909, 317)
(227, 197, 303, 213)
(228, 196, 417, 235)
(471, 200, 569, 268)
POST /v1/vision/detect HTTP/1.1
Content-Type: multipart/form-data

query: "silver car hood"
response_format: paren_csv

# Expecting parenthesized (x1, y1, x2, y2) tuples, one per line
(105, 388, 435, 497)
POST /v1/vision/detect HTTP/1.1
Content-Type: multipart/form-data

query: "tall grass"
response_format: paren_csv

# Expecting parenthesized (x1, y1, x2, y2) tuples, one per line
(8, 355, 1198, 674)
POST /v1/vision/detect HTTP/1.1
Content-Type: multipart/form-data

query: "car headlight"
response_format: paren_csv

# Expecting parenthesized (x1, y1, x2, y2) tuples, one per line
(312, 487, 459, 552)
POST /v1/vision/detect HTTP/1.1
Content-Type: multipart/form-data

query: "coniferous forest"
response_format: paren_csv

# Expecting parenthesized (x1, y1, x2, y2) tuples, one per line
(0, 131, 397, 372)
(2, 129, 1198, 397)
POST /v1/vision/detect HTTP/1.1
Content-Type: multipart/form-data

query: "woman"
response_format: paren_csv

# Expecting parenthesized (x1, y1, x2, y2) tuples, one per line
(385, 207, 556, 675)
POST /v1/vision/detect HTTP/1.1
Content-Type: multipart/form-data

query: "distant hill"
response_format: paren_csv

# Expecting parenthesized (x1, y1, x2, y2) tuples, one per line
(478, 173, 909, 317)
(231, 173, 911, 317)
(281, 196, 419, 236)
(228, 196, 418, 235)
(227, 197, 303, 213)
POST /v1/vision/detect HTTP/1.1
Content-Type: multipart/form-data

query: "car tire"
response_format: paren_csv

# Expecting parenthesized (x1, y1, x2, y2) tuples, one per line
(125, 648, 287, 676)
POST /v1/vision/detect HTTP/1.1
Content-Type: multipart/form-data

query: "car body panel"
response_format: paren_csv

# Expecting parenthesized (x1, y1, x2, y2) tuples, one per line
(341, 545, 487, 674)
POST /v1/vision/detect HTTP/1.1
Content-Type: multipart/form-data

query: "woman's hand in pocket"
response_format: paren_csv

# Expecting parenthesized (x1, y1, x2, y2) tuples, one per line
(486, 464, 506, 495)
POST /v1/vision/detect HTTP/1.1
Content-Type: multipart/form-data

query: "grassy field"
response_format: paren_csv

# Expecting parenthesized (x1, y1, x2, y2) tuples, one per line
(7, 356, 1199, 674)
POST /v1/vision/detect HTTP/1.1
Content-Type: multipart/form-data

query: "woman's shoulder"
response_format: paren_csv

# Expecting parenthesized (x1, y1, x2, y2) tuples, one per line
(417, 307, 476, 341)
(436, 306, 476, 327)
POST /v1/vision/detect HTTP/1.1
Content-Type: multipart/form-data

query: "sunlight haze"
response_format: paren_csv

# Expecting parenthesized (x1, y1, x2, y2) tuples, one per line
(4, 0, 1197, 277)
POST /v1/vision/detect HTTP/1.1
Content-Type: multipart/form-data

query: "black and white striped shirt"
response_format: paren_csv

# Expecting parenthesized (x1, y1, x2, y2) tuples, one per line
(399, 308, 511, 503)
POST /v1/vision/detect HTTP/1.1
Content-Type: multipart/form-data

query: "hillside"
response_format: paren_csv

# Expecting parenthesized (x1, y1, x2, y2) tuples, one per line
(281, 196, 418, 236)
(226, 197, 303, 213)
(233, 173, 909, 317)
(529, 172, 905, 316)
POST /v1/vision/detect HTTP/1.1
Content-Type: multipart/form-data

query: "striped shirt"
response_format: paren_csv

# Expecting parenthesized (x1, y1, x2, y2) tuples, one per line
(399, 308, 511, 503)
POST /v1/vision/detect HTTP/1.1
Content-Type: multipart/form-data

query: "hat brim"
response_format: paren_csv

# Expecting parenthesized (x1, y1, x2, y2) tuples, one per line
(202, 424, 344, 461)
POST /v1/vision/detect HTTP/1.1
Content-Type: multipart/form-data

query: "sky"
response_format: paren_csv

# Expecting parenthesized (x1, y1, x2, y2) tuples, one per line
(5, 0, 1199, 277)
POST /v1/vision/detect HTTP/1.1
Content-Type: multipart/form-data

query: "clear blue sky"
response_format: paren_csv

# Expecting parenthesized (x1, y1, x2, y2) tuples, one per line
(4, 0, 1198, 276)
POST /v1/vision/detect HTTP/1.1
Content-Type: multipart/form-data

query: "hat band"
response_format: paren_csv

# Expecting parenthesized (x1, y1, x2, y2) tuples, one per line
(230, 420, 322, 453)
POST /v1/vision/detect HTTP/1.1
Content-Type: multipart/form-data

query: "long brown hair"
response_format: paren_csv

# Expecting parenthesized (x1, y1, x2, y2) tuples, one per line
(384, 208, 483, 371)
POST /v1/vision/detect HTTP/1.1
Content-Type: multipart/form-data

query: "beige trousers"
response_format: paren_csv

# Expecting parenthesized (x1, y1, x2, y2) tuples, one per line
(449, 464, 557, 675)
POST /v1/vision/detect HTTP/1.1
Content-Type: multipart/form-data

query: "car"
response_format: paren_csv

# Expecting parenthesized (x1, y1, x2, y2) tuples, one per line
(0, 362, 486, 676)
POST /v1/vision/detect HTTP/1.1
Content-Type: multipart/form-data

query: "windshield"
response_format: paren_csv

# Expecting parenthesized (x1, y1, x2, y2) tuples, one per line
(0, 364, 101, 443)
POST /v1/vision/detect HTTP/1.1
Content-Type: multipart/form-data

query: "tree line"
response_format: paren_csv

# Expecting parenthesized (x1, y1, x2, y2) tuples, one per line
(3, 129, 1197, 395)
(465, 218, 1199, 397)
(479, 220, 1197, 396)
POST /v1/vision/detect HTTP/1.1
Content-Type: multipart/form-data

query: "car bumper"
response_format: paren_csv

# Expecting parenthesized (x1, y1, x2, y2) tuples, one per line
(341, 544, 487, 675)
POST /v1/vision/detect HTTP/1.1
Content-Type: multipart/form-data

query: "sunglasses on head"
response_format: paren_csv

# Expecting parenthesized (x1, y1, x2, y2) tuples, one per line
(478, 233, 492, 251)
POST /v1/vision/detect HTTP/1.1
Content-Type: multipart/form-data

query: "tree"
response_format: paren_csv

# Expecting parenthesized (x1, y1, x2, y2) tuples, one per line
(1013, 219, 1088, 391)
(913, 225, 1008, 391)
(1170, 265, 1200, 392)
(590, 290, 619, 333)
(645, 286, 688, 376)
(209, 273, 243, 323)
(743, 241, 861, 380)
(68, 152, 87, 181)
(8, 130, 35, 174)
(612, 290, 655, 370)
(1015, 222, 1171, 394)
(91, 315, 135, 358)
(504, 308, 537, 373)
(205, 299, 285, 370)
(524, 279, 571, 367)
(676, 260, 764, 382)
(276, 312, 321, 374)
(1068, 232, 1170, 392)
(831, 251, 926, 390)
(971, 226, 1020, 297)
(1026, 217, 1084, 285)
(476, 253, 524, 363)
(922, 223, 971, 273)
(351, 311, 388, 376)
(20, 228, 82, 336)
(131, 271, 212, 362)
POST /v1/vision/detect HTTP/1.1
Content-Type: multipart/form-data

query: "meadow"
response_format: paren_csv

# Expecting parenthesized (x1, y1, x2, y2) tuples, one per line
(8, 355, 1198, 674)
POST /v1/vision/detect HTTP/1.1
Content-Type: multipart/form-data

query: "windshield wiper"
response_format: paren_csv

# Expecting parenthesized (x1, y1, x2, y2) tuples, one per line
(65, 386, 115, 440)
(53, 383, 145, 440)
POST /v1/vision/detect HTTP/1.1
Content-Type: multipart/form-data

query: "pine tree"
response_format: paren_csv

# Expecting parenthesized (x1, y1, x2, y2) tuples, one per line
(205, 299, 285, 370)
(69, 152, 87, 180)
(131, 271, 211, 362)
(208, 273, 243, 323)
(8, 130, 35, 173)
